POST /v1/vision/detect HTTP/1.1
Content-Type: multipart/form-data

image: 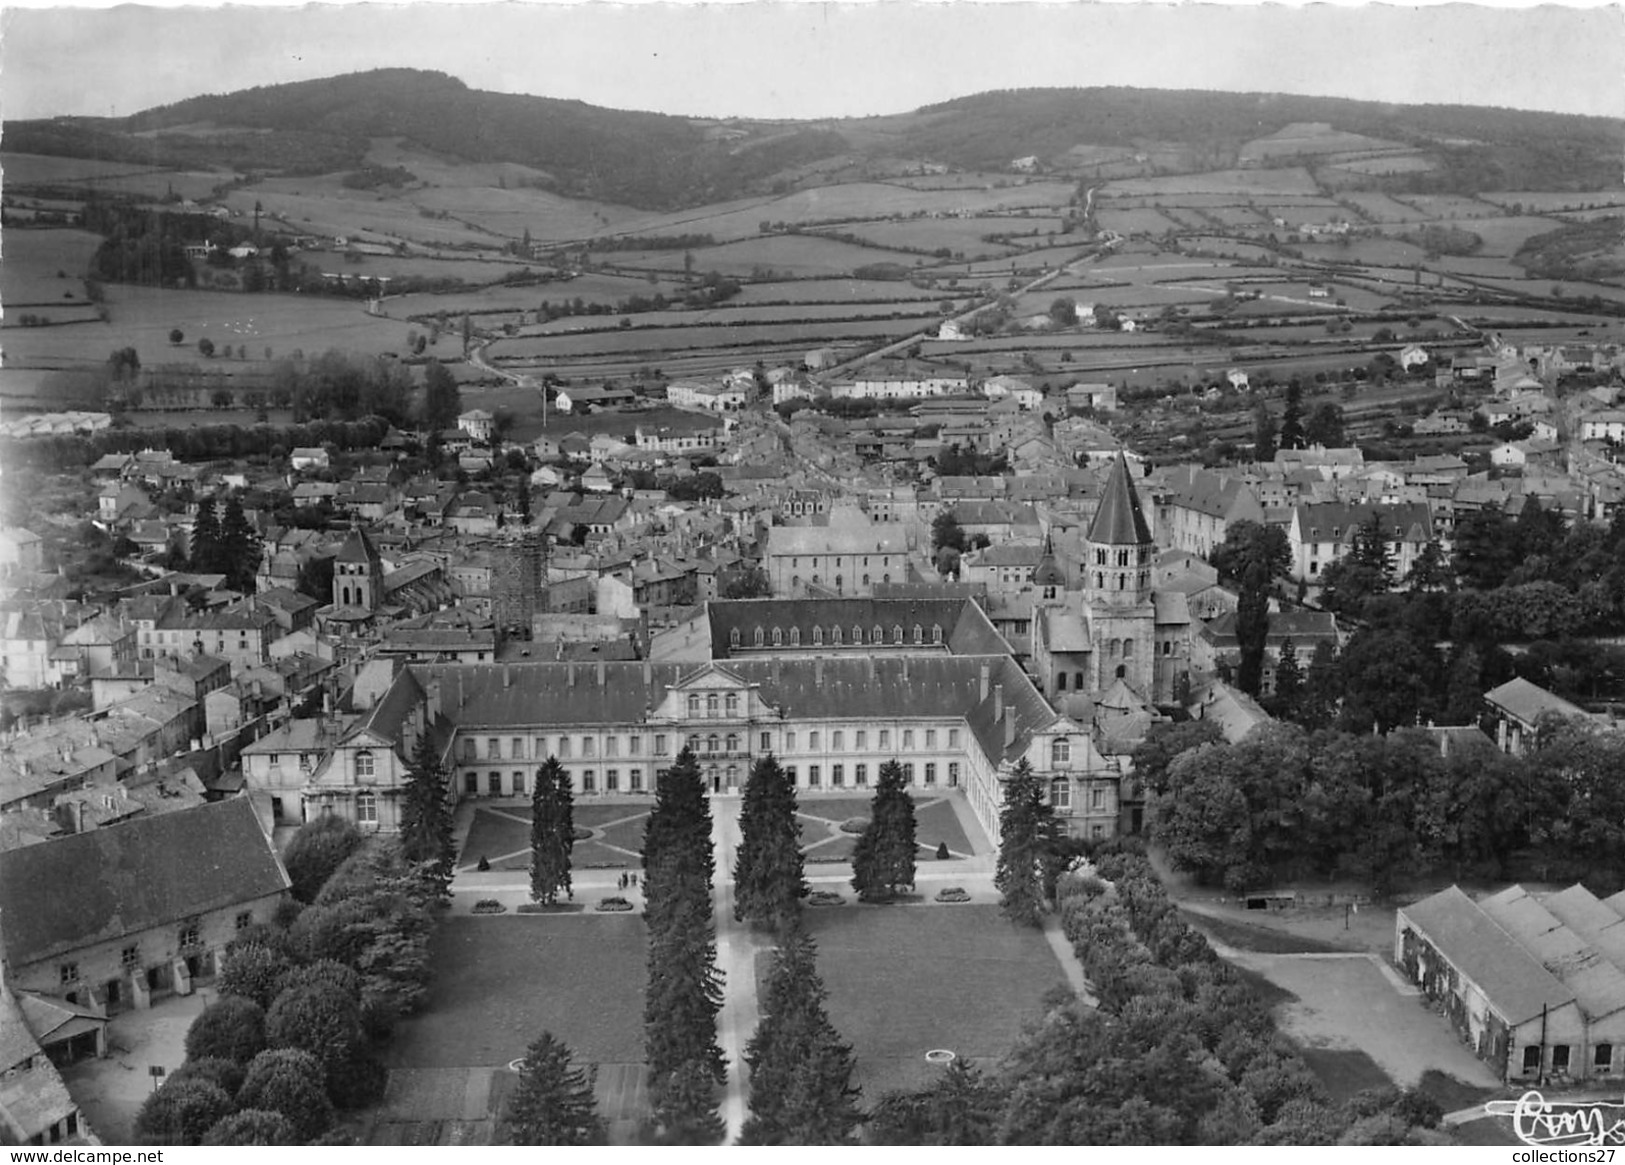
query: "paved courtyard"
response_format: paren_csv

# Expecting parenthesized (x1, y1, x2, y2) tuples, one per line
(1224, 950, 1500, 1091)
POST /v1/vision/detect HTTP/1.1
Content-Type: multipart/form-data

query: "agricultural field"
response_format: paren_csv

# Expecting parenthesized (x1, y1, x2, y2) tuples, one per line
(1095, 207, 1185, 235)
(1338, 192, 1434, 222)
(218, 185, 499, 249)
(297, 250, 535, 284)
(1237, 122, 1413, 162)
(2, 152, 174, 186)
(489, 313, 936, 361)
(1320, 154, 1437, 177)
(1102, 167, 1321, 197)
(0, 228, 103, 304)
(1, 285, 422, 372)
(1391, 194, 1502, 220)
(831, 216, 1061, 255)
(601, 234, 930, 279)
(728, 277, 945, 305)
(528, 300, 954, 334)
(1297, 236, 1427, 267)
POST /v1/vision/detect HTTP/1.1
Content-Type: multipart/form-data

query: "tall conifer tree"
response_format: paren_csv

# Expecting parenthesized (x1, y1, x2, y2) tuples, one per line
(400, 730, 456, 900)
(851, 759, 916, 901)
(503, 1032, 606, 1146)
(994, 759, 1059, 927)
(529, 757, 574, 905)
(733, 754, 806, 928)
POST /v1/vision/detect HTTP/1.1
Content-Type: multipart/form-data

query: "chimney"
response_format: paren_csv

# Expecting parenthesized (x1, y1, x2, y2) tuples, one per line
(993, 683, 1004, 722)
(1005, 710, 1017, 749)
(980, 664, 990, 702)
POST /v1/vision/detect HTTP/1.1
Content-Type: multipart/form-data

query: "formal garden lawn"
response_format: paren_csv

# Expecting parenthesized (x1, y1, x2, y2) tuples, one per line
(389, 915, 648, 1069)
(783, 904, 1069, 1096)
(458, 801, 652, 871)
(797, 794, 978, 864)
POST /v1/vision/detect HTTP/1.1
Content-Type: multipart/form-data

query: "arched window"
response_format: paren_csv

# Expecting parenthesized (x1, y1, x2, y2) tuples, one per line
(789, 627, 801, 646)
(853, 625, 864, 644)
(874, 625, 885, 644)
(725, 693, 739, 717)
(688, 694, 701, 717)
(931, 624, 943, 644)
(726, 764, 739, 788)
(835, 575, 843, 593)
(706, 693, 719, 716)
(812, 625, 824, 646)
(707, 734, 720, 754)
(729, 627, 741, 648)
(754, 626, 765, 647)
(913, 624, 923, 644)
(1123, 639, 1135, 658)
(832, 624, 843, 645)
(1056, 673, 1067, 691)
(356, 791, 377, 823)
(772, 627, 783, 646)
(687, 733, 701, 752)
(726, 733, 740, 752)
(1052, 738, 1071, 766)
(1095, 572, 1104, 588)
(355, 750, 375, 778)
(893, 624, 904, 643)
(862, 575, 871, 587)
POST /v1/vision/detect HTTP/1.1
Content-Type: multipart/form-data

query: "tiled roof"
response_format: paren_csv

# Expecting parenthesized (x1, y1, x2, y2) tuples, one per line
(704, 597, 1006, 659)
(1478, 886, 1625, 1020)
(1401, 886, 1576, 1025)
(0, 798, 289, 969)
(335, 525, 382, 565)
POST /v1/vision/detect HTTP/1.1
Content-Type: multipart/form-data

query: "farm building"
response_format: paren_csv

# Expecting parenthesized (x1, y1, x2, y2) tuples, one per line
(1397, 884, 1625, 1083)
(1482, 677, 1593, 756)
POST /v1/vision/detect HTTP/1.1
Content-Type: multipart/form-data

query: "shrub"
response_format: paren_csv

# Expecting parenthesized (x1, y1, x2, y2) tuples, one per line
(839, 817, 870, 835)
(935, 887, 972, 903)
(216, 943, 293, 1011)
(184, 995, 267, 1064)
(168, 1057, 246, 1099)
(201, 1111, 297, 1143)
(596, 896, 633, 912)
(808, 890, 845, 906)
(265, 983, 366, 1092)
(477, 855, 491, 871)
(280, 959, 362, 1000)
(473, 898, 508, 914)
(936, 841, 951, 860)
(237, 1049, 334, 1143)
(329, 1049, 389, 1110)
(283, 815, 364, 903)
(203, 1108, 294, 1145)
(288, 898, 373, 966)
(134, 1077, 235, 1146)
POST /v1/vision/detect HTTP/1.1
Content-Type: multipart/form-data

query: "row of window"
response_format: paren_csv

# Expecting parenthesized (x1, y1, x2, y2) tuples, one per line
(1519, 1043, 1614, 1074)
(466, 768, 649, 796)
(60, 914, 254, 984)
(728, 622, 940, 649)
(463, 725, 966, 761)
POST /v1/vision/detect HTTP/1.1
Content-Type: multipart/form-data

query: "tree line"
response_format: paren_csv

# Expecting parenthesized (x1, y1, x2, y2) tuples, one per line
(1137, 715, 1625, 896)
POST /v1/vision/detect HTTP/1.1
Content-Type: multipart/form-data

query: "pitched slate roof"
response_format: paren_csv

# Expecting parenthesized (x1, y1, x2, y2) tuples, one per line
(703, 597, 1007, 659)
(335, 525, 382, 565)
(1401, 885, 1576, 1025)
(1485, 677, 1586, 725)
(1087, 453, 1152, 547)
(1540, 884, 1625, 973)
(0, 798, 289, 969)
(1478, 885, 1625, 1020)
(409, 653, 1047, 766)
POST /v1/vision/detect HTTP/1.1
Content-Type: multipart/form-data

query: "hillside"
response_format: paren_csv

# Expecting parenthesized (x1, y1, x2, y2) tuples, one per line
(5, 69, 1620, 210)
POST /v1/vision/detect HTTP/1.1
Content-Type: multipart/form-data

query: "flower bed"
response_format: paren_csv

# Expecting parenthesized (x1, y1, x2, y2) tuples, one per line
(934, 887, 972, 904)
(839, 817, 870, 835)
(808, 890, 846, 907)
(596, 896, 634, 912)
(472, 899, 508, 915)
(516, 902, 586, 914)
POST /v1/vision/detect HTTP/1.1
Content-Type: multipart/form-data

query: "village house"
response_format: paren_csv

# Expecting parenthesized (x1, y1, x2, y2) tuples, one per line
(0, 798, 290, 1016)
(1483, 677, 1593, 756)
(1286, 500, 1434, 583)
(458, 409, 495, 442)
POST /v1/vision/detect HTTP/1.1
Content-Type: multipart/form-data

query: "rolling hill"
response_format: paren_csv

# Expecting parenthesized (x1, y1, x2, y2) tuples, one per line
(5, 69, 1620, 211)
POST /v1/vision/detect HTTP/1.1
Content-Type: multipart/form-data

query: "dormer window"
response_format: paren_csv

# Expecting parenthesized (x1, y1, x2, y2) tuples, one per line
(932, 624, 943, 644)
(790, 627, 801, 647)
(729, 627, 741, 648)
(874, 625, 885, 643)
(813, 625, 824, 646)
(355, 750, 375, 778)
(754, 626, 765, 647)
(912, 624, 923, 644)
(831, 625, 842, 645)
(772, 627, 783, 646)
(852, 625, 863, 644)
